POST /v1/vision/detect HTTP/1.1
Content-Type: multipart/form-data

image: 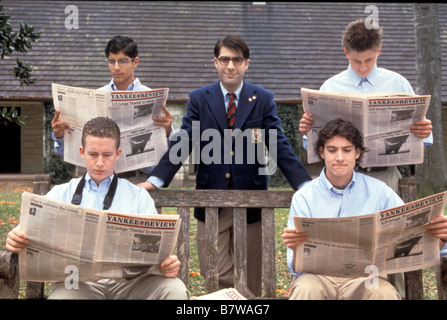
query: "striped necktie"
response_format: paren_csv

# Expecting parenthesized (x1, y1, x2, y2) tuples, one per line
(227, 92, 237, 130)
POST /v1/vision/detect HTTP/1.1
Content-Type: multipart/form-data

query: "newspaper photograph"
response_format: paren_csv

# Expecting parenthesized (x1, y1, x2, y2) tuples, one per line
(301, 88, 431, 167)
(18, 192, 180, 282)
(52, 83, 169, 173)
(293, 191, 447, 277)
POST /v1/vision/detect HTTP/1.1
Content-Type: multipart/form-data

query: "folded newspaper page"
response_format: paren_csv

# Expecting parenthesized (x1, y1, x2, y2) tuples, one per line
(52, 83, 169, 173)
(293, 191, 447, 277)
(301, 88, 431, 167)
(18, 192, 180, 282)
(192, 288, 247, 300)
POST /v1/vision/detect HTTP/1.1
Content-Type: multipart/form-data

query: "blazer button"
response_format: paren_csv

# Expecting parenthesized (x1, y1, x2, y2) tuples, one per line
(225, 173, 231, 179)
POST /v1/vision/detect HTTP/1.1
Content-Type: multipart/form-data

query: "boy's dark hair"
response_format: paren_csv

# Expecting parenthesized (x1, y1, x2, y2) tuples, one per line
(105, 36, 139, 59)
(342, 19, 383, 52)
(214, 35, 250, 60)
(82, 117, 121, 149)
(315, 118, 367, 164)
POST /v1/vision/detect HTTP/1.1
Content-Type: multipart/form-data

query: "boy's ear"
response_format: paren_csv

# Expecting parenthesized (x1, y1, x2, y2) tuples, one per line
(116, 147, 122, 161)
(355, 147, 361, 160)
(318, 146, 325, 159)
(79, 146, 85, 160)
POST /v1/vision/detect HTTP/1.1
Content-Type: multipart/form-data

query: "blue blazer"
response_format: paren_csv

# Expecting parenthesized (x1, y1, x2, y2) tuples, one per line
(151, 81, 311, 222)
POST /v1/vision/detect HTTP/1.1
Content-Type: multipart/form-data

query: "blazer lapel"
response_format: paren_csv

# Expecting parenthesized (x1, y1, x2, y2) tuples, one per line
(234, 81, 257, 130)
(204, 82, 228, 132)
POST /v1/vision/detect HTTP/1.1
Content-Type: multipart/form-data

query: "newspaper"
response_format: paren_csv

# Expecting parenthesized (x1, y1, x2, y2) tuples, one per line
(18, 192, 180, 282)
(51, 83, 170, 173)
(293, 191, 447, 277)
(301, 88, 431, 167)
(192, 288, 247, 300)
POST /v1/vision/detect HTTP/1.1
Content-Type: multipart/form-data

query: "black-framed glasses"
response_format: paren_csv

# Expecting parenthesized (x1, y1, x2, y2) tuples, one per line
(105, 58, 134, 66)
(217, 56, 245, 66)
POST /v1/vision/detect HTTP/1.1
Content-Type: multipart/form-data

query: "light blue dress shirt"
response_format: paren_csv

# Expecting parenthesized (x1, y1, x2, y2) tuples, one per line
(286, 169, 404, 277)
(320, 65, 415, 95)
(97, 77, 150, 92)
(45, 172, 156, 214)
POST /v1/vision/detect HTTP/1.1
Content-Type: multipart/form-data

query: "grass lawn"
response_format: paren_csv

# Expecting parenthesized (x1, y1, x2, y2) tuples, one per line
(0, 184, 442, 299)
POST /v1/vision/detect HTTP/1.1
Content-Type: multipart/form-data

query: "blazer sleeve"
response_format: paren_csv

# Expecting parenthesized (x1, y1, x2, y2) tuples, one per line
(262, 91, 312, 189)
(150, 90, 200, 187)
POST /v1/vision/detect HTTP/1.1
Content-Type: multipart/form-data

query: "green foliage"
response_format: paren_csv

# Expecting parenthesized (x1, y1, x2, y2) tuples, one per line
(0, 106, 26, 126)
(14, 58, 35, 86)
(268, 103, 302, 187)
(43, 152, 74, 185)
(43, 103, 74, 185)
(0, 5, 41, 87)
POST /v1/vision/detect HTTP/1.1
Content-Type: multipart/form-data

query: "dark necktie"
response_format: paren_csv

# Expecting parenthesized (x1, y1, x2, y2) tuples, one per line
(227, 92, 237, 130)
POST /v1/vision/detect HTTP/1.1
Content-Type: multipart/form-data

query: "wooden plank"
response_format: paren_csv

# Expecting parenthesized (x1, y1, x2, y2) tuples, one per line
(233, 208, 250, 297)
(205, 207, 219, 293)
(149, 189, 294, 208)
(399, 178, 423, 300)
(405, 270, 423, 300)
(262, 208, 276, 297)
(0, 251, 19, 299)
(177, 207, 191, 287)
(437, 255, 447, 300)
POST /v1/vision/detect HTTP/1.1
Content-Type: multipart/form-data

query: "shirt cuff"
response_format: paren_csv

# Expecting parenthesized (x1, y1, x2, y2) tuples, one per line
(302, 134, 307, 151)
(423, 132, 433, 146)
(52, 131, 64, 156)
(148, 176, 164, 189)
(441, 242, 447, 256)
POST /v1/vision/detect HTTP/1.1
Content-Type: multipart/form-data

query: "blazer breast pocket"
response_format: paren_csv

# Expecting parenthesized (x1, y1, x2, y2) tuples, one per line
(243, 117, 263, 129)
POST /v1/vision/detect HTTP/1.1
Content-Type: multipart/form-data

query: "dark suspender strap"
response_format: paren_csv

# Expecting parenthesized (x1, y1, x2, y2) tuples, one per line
(71, 173, 118, 210)
(103, 173, 118, 210)
(71, 173, 86, 206)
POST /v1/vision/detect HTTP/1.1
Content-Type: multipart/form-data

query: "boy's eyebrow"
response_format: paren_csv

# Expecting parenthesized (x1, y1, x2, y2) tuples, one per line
(324, 145, 355, 150)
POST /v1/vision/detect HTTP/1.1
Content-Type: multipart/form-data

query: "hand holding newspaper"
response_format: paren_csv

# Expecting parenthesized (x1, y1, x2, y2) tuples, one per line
(18, 192, 181, 282)
(301, 88, 431, 167)
(293, 191, 447, 277)
(51, 83, 170, 173)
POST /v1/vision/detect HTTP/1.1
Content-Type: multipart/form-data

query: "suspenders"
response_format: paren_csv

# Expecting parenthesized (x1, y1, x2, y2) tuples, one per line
(71, 173, 118, 210)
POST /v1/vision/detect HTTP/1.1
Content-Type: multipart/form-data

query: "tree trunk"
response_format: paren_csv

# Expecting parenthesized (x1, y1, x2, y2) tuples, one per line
(413, 3, 447, 196)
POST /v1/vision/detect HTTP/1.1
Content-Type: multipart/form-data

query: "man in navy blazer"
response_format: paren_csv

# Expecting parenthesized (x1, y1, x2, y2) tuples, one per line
(140, 35, 312, 296)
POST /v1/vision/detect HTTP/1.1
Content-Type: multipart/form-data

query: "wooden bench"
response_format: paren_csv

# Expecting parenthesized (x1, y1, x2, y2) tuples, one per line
(1, 175, 446, 299)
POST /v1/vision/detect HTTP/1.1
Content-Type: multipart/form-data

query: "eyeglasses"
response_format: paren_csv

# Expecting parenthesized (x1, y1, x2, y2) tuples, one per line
(105, 58, 134, 66)
(217, 56, 245, 66)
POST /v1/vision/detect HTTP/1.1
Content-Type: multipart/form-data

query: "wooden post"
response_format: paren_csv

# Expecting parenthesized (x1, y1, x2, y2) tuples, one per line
(261, 208, 276, 298)
(205, 208, 219, 293)
(437, 255, 447, 300)
(0, 251, 20, 299)
(233, 208, 250, 297)
(177, 207, 191, 287)
(399, 177, 424, 300)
